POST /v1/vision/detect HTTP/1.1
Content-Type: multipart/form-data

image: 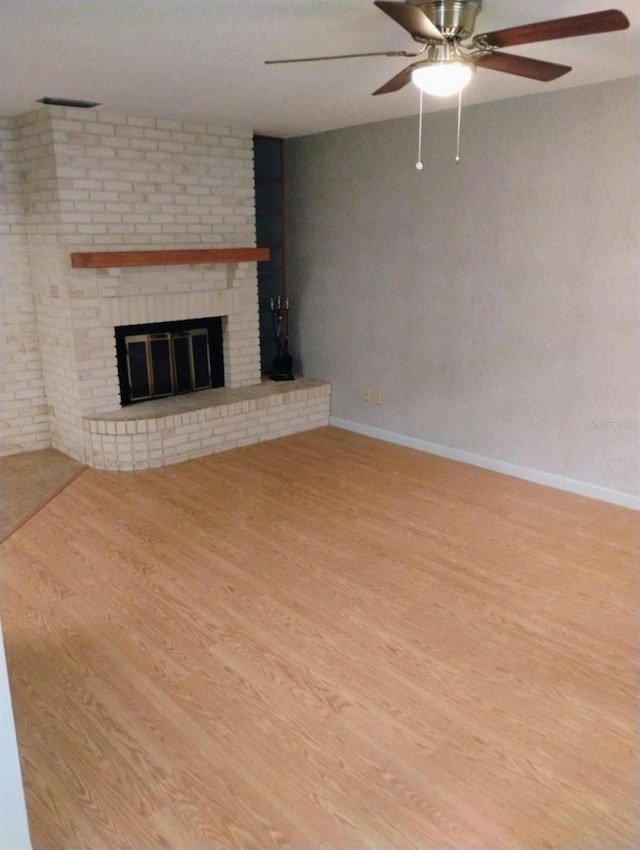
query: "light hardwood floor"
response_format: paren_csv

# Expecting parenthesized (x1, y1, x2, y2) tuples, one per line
(1, 427, 637, 848)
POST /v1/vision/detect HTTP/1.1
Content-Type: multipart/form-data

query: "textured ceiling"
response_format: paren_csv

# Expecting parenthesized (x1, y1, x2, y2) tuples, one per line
(1, 0, 638, 136)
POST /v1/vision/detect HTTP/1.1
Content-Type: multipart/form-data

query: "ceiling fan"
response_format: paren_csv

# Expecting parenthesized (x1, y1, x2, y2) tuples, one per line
(265, 1, 630, 98)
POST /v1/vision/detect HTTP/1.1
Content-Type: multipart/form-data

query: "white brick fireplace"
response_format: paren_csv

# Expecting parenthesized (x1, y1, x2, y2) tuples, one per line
(1, 106, 329, 468)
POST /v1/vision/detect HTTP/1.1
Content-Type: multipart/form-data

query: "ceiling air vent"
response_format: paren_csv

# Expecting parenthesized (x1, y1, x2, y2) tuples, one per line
(37, 96, 101, 108)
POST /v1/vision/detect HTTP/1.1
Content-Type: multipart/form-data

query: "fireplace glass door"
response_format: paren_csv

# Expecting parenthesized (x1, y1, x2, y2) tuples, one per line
(115, 317, 224, 406)
(125, 329, 212, 402)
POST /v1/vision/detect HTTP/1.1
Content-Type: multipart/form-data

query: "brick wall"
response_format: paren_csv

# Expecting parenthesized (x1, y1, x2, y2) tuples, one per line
(9, 106, 262, 462)
(0, 116, 49, 455)
(51, 108, 255, 250)
(14, 110, 86, 455)
(2, 105, 330, 467)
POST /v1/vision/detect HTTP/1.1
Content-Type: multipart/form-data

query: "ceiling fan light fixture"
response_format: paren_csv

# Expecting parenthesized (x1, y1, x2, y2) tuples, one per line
(412, 61, 474, 97)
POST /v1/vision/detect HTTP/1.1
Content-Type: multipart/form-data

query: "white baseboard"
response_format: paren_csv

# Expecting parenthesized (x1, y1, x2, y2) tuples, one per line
(329, 417, 640, 511)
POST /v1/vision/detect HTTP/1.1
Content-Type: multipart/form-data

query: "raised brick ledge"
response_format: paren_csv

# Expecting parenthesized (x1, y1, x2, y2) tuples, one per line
(81, 379, 331, 472)
(84, 379, 329, 433)
(80, 377, 331, 470)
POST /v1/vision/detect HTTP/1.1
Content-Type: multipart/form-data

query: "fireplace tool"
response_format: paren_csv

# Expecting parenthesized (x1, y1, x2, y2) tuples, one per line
(269, 295, 294, 381)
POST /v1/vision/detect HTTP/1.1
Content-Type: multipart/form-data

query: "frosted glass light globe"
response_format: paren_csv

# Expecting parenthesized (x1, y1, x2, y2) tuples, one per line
(412, 62, 474, 97)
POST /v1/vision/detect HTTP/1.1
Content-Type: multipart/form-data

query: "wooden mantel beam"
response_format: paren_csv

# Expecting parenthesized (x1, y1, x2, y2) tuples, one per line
(70, 247, 270, 269)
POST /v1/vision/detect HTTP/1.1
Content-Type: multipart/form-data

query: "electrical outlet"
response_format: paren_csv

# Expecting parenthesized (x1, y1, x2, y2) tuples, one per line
(362, 388, 371, 402)
(373, 389, 383, 405)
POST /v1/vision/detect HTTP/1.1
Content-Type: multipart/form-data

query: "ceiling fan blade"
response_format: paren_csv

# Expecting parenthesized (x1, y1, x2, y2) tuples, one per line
(372, 64, 415, 95)
(475, 52, 572, 82)
(374, 1, 444, 42)
(474, 9, 629, 49)
(265, 50, 408, 64)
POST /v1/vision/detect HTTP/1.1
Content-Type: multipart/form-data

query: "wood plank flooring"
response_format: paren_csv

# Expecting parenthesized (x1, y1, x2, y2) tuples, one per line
(1, 426, 637, 848)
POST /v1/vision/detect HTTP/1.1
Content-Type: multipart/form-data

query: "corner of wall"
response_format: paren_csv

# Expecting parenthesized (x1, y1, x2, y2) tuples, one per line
(0, 114, 50, 456)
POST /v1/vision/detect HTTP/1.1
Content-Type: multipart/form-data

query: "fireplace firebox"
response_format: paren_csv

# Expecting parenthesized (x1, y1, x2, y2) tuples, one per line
(115, 317, 224, 406)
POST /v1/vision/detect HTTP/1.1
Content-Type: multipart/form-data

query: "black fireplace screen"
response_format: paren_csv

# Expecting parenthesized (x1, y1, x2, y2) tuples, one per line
(115, 318, 224, 405)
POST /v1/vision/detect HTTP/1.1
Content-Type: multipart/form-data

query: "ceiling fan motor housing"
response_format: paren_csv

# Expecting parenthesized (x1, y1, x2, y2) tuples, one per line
(409, 0, 482, 39)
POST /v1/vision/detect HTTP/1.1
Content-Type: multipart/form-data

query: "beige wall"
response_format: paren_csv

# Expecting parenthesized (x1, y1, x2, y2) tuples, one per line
(286, 77, 639, 497)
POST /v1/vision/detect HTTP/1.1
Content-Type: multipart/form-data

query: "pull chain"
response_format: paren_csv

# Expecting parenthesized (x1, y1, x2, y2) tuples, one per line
(456, 89, 463, 163)
(417, 88, 463, 167)
(416, 87, 424, 170)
